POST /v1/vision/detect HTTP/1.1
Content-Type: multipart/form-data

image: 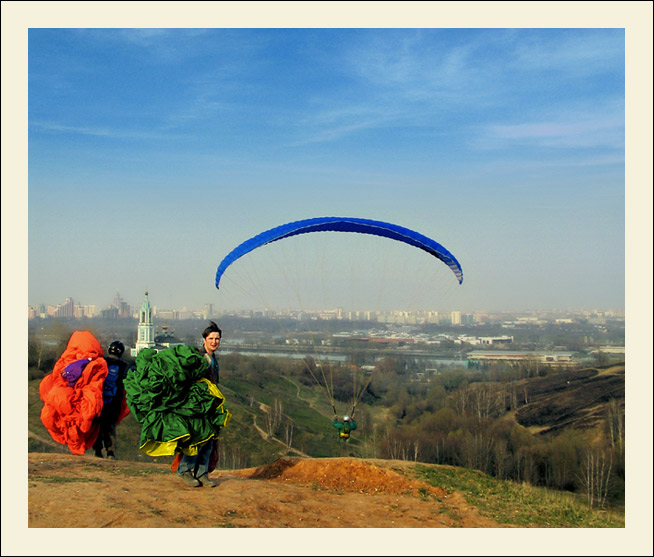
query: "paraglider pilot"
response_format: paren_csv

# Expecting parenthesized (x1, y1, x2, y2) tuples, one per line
(333, 414, 357, 441)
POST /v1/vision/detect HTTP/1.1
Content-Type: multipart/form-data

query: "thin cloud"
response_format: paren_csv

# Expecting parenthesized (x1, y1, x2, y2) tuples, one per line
(344, 29, 624, 110)
(30, 121, 187, 141)
(480, 115, 624, 150)
(510, 30, 624, 76)
(346, 32, 483, 104)
(289, 119, 384, 146)
(75, 28, 212, 59)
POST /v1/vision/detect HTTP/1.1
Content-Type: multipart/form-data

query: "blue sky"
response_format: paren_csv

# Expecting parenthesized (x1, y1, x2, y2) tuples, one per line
(24, 27, 627, 312)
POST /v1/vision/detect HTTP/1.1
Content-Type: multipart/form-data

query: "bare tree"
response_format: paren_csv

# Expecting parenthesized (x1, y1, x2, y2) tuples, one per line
(579, 447, 613, 508)
(458, 431, 494, 473)
(382, 428, 414, 461)
(493, 438, 509, 480)
(219, 445, 248, 470)
(470, 383, 504, 421)
(283, 420, 294, 449)
(451, 383, 471, 416)
(28, 338, 46, 370)
(263, 399, 284, 438)
(606, 398, 624, 453)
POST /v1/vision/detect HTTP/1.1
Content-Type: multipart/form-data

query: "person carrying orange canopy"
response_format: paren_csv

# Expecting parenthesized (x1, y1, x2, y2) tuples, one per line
(39, 330, 109, 455)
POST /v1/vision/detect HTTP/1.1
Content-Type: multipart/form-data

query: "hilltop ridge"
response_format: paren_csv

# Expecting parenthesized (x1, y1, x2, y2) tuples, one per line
(27, 453, 500, 528)
(26, 451, 625, 531)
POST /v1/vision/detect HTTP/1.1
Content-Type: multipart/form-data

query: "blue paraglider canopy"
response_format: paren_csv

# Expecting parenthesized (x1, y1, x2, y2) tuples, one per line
(215, 216, 463, 288)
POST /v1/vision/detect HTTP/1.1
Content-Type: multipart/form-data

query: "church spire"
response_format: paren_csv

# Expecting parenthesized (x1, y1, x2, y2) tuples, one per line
(133, 291, 155, 356)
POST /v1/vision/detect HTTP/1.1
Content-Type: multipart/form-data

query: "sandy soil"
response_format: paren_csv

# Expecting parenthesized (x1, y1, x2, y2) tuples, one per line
(27, 452, 508, 528)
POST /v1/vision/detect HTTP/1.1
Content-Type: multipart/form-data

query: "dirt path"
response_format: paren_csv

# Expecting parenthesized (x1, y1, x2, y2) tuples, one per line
(253, 403, 312, 458)
(282, 374, 335, 415)
(27, 452, 508, 528)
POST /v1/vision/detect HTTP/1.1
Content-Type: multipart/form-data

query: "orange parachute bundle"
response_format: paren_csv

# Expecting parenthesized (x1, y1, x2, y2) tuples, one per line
(39, 330, 109, 455)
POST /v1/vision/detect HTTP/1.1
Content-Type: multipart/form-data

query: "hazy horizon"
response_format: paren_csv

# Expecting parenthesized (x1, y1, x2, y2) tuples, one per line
(30, 290, 626, 317)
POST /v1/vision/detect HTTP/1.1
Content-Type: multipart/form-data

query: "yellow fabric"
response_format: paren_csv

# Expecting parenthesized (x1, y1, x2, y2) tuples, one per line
(140, 434, 190, 457)
(198, 378, 232, 427)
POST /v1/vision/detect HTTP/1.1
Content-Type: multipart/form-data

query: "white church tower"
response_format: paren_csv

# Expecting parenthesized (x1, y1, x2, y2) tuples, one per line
(132, 291, 155, 356)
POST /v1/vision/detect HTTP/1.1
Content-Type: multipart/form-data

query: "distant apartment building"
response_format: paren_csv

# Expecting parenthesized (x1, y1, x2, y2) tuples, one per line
(438, 313, 453, 325)
(74, 304, 98, 318)
(153, 306, 195, 320)
(451, 311, 474, 325)
(345, 310, 375, 321)
(425, 311, 440, 324)
(111, 292, 132, 318)
(318, 311, 338, 320)
(378, 310, 420, 325)
(53, 297, 75, 318)
(101, 306, 119, 319)
(473, 313, 489, 324)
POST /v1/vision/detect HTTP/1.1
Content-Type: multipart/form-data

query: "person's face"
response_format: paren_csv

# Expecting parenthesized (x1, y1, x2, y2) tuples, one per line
(203, 332, 221, 354)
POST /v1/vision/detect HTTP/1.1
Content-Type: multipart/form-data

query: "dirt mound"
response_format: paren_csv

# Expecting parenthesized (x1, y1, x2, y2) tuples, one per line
(245, 457, 447, 496)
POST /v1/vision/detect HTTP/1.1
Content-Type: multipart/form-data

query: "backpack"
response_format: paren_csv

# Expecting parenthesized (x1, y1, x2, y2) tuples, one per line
(102, 363, 120, 405)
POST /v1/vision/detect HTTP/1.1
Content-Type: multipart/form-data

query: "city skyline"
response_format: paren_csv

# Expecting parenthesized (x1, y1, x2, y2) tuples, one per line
(28, 290, 625, 321)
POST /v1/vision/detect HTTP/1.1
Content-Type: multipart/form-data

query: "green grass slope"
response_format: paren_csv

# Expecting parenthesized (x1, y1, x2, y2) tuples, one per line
(414, 462, 624, 527)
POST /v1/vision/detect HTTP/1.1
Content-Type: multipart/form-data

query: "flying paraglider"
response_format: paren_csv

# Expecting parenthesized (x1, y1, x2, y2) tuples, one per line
(215, 216, 463, 289)
(213, 216, 464, 438)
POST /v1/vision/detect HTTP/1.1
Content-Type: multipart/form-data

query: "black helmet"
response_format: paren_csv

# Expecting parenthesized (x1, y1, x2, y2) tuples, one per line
(108, 340, 125, 357)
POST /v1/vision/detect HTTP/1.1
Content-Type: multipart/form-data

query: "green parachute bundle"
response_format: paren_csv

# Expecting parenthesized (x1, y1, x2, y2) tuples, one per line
(124, 345, 231, 457)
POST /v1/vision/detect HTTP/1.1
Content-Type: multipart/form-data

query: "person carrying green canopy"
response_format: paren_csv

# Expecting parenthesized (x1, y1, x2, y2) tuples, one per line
(124, 336, 231, 487)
